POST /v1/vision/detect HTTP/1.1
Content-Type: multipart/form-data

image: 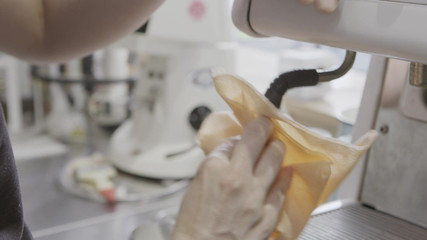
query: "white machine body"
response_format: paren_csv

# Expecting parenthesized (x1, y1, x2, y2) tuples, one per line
(233, 0, 427, 64)
(110, 48, 233, 179)
(110, 0, 235, 179)
(148, 0, 233, 43)
(233, 0, 427, 231)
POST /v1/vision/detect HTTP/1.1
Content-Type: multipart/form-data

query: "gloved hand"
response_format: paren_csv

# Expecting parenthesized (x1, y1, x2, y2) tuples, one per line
(299, 0, 339, 13)
(171, 117, 293, 240)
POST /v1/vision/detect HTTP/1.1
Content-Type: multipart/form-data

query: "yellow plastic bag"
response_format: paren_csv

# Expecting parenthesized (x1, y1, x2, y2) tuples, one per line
(197, 74, 378, 240)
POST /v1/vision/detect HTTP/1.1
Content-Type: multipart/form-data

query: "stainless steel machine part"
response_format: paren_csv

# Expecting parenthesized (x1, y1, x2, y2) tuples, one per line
(230, 1, 427, 239)
(338, 55, 388, 200)
(298, 56, 427, 239)
(361, 58, 427, 229)
(298, 57, 427, 238)
(318, 50, 356, 82)
(300, 203, 427, 239)
(362, 107, 427, 228)
(409, 63, 427, 88)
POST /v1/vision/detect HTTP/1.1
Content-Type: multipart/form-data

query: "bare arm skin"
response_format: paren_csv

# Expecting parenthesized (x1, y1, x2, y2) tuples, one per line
(0, 0, 338, 63)
(0, 0, 164, 63)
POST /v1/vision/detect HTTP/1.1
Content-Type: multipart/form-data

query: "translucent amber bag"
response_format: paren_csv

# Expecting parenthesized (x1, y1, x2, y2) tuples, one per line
(197, 74, 378, 240)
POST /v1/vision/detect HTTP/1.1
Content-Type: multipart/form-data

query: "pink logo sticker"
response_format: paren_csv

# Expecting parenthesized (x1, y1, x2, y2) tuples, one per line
(189, 0, 206, 21)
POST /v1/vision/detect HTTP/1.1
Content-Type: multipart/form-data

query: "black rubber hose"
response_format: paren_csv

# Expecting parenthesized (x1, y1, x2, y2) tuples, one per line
(264, 69, 319, 108)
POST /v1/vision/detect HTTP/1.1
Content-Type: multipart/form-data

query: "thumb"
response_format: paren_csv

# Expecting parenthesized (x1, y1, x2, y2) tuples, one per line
(315, 0, 339, 13)
(197, 112, 243, 154)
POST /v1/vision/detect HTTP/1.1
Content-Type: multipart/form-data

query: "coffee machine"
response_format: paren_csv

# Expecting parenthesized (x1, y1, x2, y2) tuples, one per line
(232, 0, 427, 238)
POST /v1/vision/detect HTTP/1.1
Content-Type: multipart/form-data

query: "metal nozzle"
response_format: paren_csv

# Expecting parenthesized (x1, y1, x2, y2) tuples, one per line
(318, 50, 356, 82)
(409, 62, 427, 88)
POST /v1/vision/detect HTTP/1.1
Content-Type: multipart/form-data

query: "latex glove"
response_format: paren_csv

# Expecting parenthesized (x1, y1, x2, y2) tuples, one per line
(172, 117, 293, 240)
(299, 0, 339, 13)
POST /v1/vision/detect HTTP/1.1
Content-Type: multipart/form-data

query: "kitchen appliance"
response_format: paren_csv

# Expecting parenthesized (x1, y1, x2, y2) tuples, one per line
(31, 52, 136, 144)
(109, 0, 235, 179)
(232, 0, 427, 238)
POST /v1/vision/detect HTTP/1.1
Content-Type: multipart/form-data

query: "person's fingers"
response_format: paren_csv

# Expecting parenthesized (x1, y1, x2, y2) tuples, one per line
(245, 167, 292, 240)
(299, 0, 315, 5)
(254, 139, 286, 190)
(244, 168, 293, 240)
(244, 168, 293, 239)
(244, 204, 278, 240)
(315, 0, 339, 13)
(207, 136, 240, 160)
(265, 167, 293, 207)
(299, 0, 339, 13)
(195, 137, 240, 179)
(230, 117, 273, 168)
(197, 112, 243, 154)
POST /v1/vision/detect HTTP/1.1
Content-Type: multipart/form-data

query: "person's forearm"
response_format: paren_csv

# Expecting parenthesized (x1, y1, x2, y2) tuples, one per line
(0, 0, 164, 63)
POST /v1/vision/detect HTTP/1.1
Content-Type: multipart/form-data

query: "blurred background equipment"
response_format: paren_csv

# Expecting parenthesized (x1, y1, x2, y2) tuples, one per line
(108, 0, 236, 179)
(9, 1, 275, 239)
